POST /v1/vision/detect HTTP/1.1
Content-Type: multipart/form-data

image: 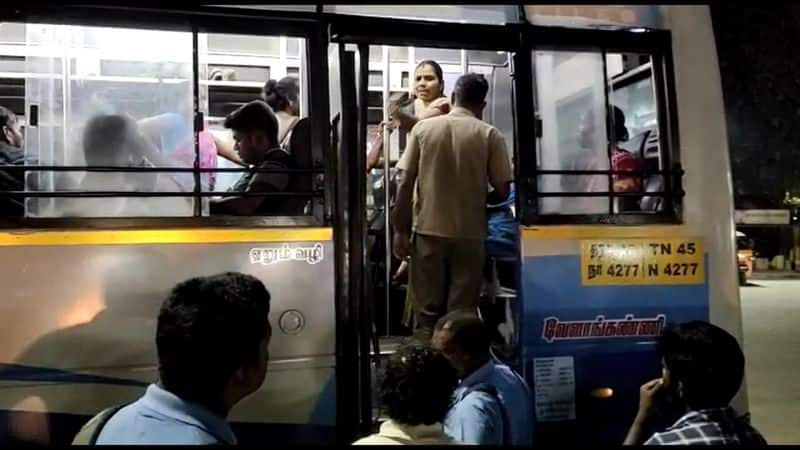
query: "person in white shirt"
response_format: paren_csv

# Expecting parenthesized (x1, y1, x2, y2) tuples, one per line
(353, 344, 461, 445)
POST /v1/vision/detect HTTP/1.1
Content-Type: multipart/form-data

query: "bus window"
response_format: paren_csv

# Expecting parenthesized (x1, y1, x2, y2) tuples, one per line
(199, 32, 312, 217)
(22, 24, 197, 218)
(3, 21, 320, 220)
(531, 47, 673, 218)
(468, 50, 514, 164)
(535, 50, 610, 215)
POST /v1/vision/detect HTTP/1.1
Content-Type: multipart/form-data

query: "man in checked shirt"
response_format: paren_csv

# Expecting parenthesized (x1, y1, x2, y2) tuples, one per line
(623, 321, 767, 446)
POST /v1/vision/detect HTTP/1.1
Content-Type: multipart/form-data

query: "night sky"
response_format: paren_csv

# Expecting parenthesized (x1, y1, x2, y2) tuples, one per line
(711, 4, 800, 209)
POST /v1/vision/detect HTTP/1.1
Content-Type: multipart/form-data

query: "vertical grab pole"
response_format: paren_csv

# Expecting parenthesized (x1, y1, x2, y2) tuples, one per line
(192, 27, 202, 217)
(408, 46, 415, 96)
(382, 45, 392, 336)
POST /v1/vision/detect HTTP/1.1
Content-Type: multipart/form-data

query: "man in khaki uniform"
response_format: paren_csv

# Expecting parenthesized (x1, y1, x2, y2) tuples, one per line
(392, 73, 513, 340)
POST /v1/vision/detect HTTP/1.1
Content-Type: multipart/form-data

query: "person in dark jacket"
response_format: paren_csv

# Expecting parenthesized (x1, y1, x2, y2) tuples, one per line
(210, 100, 302, 216)
(0, 106, 28, 216)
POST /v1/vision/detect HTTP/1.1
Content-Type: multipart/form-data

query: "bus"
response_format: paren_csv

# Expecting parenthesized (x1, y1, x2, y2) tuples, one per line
(0, 4, 743, 446)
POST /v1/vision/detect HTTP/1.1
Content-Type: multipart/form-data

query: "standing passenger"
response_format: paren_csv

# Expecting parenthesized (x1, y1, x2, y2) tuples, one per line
(432, 311, 533, 446)
(262, 77, 305, 153)
(366, 60, 451, 172)
(263, 77, 313, 207)
(392, 73, 513, 341)
(365, 60, 451, 334)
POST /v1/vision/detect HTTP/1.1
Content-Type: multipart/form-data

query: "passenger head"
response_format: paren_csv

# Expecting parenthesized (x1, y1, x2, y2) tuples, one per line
(432, 310, 491, 378)
(656, 320, 745, 411)
(224, 100, 279, 165)
(414, 60, 445, 103)
(381, 344, 457, 426)
(156, 272, 272, 415)
(263, 77, 300, 117)
(451, 73, 489, 119)
(578, 105, 629, 149)
(83, 114, 149, 166)
(1, 106, 23, 148)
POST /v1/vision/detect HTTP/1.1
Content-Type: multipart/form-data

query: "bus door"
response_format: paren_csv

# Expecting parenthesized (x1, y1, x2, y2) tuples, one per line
(328, 15, 524, 432)
(330, 16, 524, 358)
(515, 26, 709, 444)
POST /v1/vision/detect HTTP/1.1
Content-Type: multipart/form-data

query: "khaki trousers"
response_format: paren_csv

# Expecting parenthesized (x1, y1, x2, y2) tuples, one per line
(410, 233, 485, 339)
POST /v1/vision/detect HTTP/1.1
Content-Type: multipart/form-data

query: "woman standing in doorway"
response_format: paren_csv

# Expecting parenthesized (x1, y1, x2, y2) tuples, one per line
(365, 60, 451, 336)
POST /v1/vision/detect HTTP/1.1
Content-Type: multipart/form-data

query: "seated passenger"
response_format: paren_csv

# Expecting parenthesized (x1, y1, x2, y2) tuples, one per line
(210, 100, 302, 216)
(66, 114, 191, 217)
(0, 106, 28, 216)
(353, 344, 459, 445)
(74, 272, 273, 445)
(574, 105, 643, 212)
(432, 311, 534, 445)
(623, 321, 767, 446)
(137, 112, 243, 192)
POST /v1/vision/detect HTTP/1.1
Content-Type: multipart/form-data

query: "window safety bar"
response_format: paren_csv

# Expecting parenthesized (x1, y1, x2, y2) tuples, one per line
(0, 165, 324, 174)
(0, 190, 324, 198)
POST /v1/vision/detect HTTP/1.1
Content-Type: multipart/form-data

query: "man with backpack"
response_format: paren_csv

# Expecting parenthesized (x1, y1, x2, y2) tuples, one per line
(432, 310, 534, 445)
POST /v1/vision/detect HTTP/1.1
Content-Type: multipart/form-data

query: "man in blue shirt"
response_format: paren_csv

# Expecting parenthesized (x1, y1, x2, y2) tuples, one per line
(432, 310, 534, 445)
(76, 272, 272, 445)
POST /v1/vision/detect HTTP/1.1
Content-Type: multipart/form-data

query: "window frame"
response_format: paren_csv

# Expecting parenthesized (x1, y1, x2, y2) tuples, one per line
(515, 25, 683, 226)
(0, 5, 332, 229)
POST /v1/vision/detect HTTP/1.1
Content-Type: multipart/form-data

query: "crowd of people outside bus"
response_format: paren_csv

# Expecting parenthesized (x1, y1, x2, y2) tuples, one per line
(62, 270, 763, 446)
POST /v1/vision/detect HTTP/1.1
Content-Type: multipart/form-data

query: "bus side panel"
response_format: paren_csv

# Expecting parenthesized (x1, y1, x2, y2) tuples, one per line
(0, 235, 335, 445)
(519, 231, 709, 445)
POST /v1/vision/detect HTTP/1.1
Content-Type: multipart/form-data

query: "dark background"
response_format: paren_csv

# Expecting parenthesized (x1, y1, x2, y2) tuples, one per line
(711, 3, 800, 209)
(711, 3, 800, 259)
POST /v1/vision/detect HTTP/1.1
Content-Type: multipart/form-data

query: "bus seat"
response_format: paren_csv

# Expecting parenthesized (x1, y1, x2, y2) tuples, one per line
(287, 117, 313, 215)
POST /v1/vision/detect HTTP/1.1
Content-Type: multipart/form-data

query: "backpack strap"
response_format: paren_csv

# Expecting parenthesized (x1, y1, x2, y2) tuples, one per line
(71, 402, 130, 445)
(463, 383, 511, 446)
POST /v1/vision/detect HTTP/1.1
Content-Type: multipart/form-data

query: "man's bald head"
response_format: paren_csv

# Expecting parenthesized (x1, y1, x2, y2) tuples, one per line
(432, 310, 491, 376)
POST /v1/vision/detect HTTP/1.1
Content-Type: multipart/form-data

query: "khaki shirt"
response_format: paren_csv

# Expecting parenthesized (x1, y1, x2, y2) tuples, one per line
(352, 419, 460, 445)
(394, 107, 513, 240)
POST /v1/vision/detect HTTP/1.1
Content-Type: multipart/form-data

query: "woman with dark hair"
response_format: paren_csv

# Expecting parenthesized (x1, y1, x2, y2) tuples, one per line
(366, 59, 451, 172)
(262, 76, 303, 152)
(353, 344, 460, 445)
(365, 61, 452, 333)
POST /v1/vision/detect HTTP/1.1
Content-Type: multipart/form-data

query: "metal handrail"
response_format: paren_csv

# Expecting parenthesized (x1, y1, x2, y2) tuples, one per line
(0, 190, 324, 198)
(0, 165, 324, 174)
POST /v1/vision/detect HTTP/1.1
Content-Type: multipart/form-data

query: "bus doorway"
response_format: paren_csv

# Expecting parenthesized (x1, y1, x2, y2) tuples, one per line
(345, 41, 521, 382)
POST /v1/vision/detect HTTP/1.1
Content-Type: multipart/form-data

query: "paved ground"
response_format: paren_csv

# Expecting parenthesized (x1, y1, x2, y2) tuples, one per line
(740, 280, 800, 444)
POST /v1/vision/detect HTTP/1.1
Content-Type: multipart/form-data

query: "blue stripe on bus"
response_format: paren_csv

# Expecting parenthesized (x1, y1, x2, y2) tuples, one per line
(0, 364, 147, 387)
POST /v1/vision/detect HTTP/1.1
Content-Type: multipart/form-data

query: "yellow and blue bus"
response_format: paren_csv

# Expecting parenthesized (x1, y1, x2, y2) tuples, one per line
(0, 5, 742, 445)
